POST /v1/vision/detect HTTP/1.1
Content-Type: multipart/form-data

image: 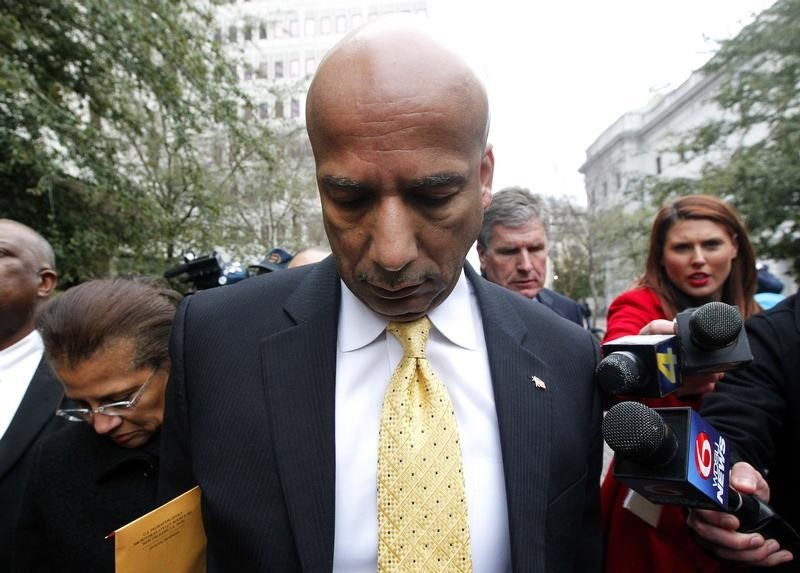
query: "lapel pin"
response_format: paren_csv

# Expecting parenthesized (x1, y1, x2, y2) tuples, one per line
(531, 376, 546, 390)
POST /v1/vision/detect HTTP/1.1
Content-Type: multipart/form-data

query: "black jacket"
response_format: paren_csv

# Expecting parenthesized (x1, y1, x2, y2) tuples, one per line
(12, 424, 159, 573)
(535, 287, 586, 327)
(701, 293, 800, 569)
(0, 358, 65, 573)
(159, 259, 603, 572)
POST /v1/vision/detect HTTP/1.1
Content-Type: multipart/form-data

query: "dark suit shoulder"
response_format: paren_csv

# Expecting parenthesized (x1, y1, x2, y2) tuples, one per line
(536, 288, 585, 326)
(180, 257, 338, 327)
(472, 273, 594, 349)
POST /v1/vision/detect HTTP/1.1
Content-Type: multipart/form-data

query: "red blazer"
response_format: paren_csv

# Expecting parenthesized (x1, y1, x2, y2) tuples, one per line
(601, 288, 738, 573)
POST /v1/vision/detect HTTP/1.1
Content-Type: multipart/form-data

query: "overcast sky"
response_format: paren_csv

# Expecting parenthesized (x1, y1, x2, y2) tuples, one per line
(428, 0, 776, 204)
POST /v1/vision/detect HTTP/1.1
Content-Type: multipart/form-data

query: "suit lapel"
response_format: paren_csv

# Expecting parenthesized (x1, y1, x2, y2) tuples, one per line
(261, 258, 340, 571)
(468, 266, 551, 571)
(261, 262, 555, 570)
(0, 358, 63, 479)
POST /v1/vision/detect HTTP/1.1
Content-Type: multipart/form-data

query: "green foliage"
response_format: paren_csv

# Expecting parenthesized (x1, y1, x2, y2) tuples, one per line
(546, 196, 619, 326)
(651, 0, 800, 278)
(547, 197, 591, 301)
(0, 0, 297, 285)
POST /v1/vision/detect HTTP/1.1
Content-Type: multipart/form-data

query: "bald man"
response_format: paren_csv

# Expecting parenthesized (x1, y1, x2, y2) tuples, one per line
(287, 246, 331, 269)
(0, 219, 63, 570)
(159, 17, 602, 572)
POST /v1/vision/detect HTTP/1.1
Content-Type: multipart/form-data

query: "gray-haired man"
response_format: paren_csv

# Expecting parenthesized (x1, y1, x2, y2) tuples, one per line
(477, 187, 586, 327)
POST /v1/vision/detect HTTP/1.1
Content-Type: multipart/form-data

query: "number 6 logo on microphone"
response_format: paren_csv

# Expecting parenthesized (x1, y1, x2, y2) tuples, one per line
(694, 431, 713, 479)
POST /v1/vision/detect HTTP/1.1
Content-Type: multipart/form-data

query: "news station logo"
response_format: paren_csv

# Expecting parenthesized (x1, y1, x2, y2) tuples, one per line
(694, 431, 713, 479)
(694, 430, 727, 504)
(656, 347, 679, 388)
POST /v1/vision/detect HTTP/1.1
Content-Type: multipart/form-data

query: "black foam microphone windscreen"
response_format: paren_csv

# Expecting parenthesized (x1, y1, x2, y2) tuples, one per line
(602, 401, 677, 467)
(688, 301, 743, 350)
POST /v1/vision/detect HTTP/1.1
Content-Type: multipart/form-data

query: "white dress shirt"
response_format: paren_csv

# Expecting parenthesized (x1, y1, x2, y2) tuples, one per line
(332, 270, 511, 572)
(0, 330, 45, 439)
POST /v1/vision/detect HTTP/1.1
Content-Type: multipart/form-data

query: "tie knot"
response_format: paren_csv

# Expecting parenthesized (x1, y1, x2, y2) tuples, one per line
(387, 316, 431, 358)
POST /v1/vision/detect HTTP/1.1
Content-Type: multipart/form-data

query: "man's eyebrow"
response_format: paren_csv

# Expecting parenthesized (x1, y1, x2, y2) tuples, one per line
(320, 175, 365, 191)
(319, 173, 465, 192)
(407, 173, 465, 191)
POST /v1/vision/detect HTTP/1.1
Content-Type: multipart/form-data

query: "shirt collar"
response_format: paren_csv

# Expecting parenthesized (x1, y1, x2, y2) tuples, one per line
(0, 330, 43, 372)
(338, 269, 478, 352)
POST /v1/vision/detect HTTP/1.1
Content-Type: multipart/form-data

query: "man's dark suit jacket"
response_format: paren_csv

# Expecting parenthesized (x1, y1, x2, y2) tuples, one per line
(535, 288, 585, 327)
(0, 358, 64, 571)
(159, 258, 603, 572)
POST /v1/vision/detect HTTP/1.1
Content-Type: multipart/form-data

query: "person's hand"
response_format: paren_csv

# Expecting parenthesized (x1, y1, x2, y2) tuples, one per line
(637, 319, 675, 336)
(636, 320, 722, 397)
(687, 462, 794, 567)
(674, 371, 723, 397)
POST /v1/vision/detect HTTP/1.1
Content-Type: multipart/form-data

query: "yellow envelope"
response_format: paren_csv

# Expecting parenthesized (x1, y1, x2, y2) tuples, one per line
(110, 485, 206, 573)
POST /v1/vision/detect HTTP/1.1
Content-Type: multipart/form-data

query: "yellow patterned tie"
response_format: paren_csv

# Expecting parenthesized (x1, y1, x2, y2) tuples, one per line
(378, 316, 472, 572)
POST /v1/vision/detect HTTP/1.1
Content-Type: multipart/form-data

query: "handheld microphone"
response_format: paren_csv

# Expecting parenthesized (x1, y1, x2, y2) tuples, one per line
(675, 301, 752, 374)
(603, 401, 800, 550)
(596, 302, 752, 397)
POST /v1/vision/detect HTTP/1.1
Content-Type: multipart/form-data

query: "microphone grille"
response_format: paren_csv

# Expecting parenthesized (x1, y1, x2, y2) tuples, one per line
(596, 352, 641, 394)
(689, 302, 742, 349)
(602, 401, 674, 464)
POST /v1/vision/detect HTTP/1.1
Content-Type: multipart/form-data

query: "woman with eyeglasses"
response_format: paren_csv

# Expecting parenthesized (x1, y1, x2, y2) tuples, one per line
(12, 277, 181, 572)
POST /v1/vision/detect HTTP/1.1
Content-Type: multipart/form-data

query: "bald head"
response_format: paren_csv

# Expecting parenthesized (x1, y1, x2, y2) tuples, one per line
(303, 16, 495, 321)
(0, 219, 56, 271)
(306, 16, 490, 158)
(0, 219, 58, 348)
(287, 246, 330, 269)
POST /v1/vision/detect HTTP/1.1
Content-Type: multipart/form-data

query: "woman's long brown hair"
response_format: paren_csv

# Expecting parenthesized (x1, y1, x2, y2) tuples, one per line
(636, 195, 759, 319)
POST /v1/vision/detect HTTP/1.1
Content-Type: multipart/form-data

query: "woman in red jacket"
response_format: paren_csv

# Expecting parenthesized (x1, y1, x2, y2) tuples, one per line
(602, 195, 760, 573)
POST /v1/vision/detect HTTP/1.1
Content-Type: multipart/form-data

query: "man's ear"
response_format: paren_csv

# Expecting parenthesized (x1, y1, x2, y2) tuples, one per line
(37, 269, 58, 299)
(480, 146, 494, 209)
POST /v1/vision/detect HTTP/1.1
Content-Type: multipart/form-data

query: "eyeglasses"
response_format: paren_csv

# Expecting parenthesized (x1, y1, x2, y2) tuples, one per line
(55, 369, 158, 423)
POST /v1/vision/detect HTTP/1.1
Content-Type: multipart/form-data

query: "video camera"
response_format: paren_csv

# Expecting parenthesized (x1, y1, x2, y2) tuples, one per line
(163, 252, 248, 291)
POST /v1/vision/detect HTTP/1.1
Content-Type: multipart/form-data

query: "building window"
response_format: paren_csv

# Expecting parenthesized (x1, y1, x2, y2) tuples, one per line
(320, 17, 331, 34)
(259, 22, 267, 39)
(275, 99, 284, 119)
(257, 62, 268, 79)
(304, 17, 315, 36)
(243, 25, 252, 41)
(291, 98, 300, 118)
(290, 59, 300, 77)
(243, 105, 253, 120)
(336, 15, 347, 33)
(290, 19, 299, 37)
(275, 61, 284, 78)
(243, 64, 253, 80)
(274, 20, 284, 38)
(214, 28, 222, 43)
(656, 155, 662, 175)
(228, 25, 237, 43)
(352, 14, 363, 28)
(305, 57, 316, 76)
(259, 103, 269, 119)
